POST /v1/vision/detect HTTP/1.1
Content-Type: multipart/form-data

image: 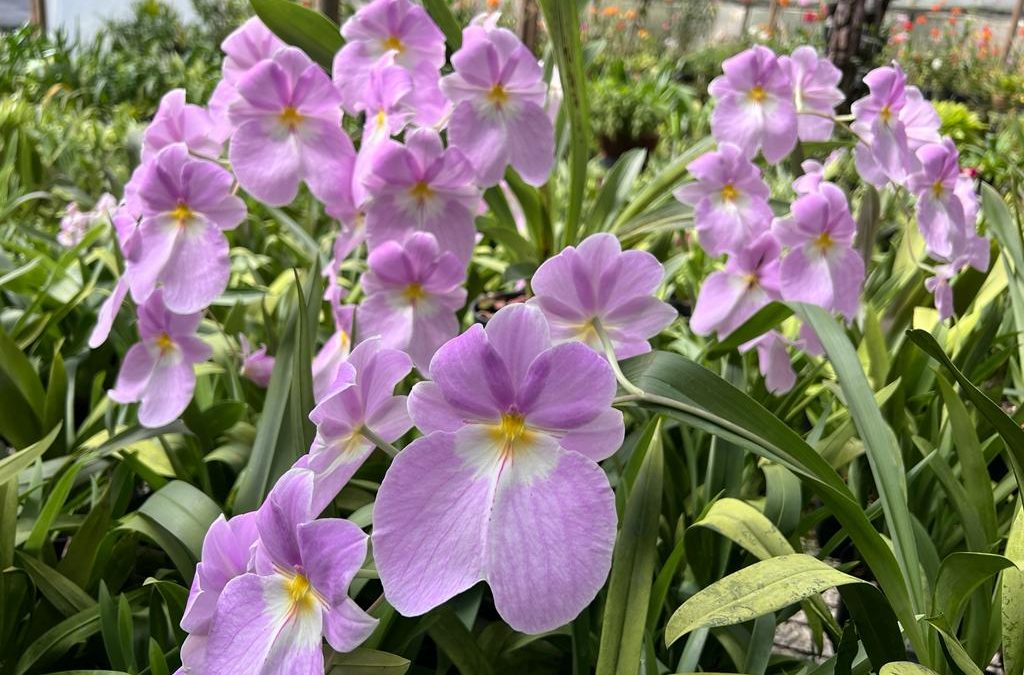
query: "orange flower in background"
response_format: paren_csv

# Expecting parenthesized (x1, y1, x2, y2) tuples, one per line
(602, 6, 620, 17)
(487, 0, 500, 9)
(951, 6, 961, 14)
(915, 14, 927, 24)
(779, 0, 790, 6)
(624, 8, 636, 19)
(930, 3, 941, 11)
(638, 28, 649, 38)
(930, 26, 941, 40)
(1019, 24, 1024, 37)
(981, 24, 992, 41)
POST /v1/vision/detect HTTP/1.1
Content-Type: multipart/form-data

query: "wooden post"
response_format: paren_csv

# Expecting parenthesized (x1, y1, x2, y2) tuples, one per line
(31, 0, 47, 28)
(1002, 0, 1024, 65)
(519, 0, 540, 55)
(767, 0, 781, 35)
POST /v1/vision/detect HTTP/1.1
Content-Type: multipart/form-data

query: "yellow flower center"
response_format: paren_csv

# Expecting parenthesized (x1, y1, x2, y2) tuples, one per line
(403, 282, 425, 302)
(286, 573, 317, 613)
(490, 413, 532, 448)
(932, 181, 945, 198)
(409, 181, 434, 202)
(814, 231, 834, 251)
(382, 35, 404, 53)
(155, 332, 175, 353)
(879, 105, 893, 123)
(170, 202, 193, 226)
(279, 106, 304, 130)
(720, 183, 739, 201)
(748, 86, 766, 103)
(743, 272, 759, 288)
(375, 109, 387, 129)
(487, 84, 509, 107)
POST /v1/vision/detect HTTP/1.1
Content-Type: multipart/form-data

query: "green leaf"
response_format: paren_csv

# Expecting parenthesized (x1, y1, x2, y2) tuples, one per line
(42, 348, 67, 442)
(1002, 505, 1024, 675)
(610, 137, 713, 233)
(586, 149, 647, 235)
(797, 304, 925, 613)
(596, 419, 663, 675)
(15, 552, 95, 616)
(664, 554, 861, 646)
(24, 460, 83, 554)
(923, 618, 984, 675)
(0, 321, 45, 415)
(0, 424, 60, 485)
(148, 638, 170, 675)
(690, 497, 794, 561)
(235, 269, 320, 511)
(15, 590, 144, 675)
(426, 607, 494, 675)
(250, 0, 343, 71)
(327, 647, 411, 674)
(705, 303, 794, 359)
(134, 481, 221, 580)
(880, 663, 942, 675)
(537, 0, 589, 245)
(932, 552, 1015, 630)
(421, 0, 461, 51)
(907, 328, 1024, 491)
(620, 351, 922, 655)
(935, 374, 997, 547)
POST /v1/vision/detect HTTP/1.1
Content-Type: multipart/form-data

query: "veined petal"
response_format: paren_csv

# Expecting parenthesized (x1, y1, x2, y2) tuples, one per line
(486, 447, 616, 634)
(372, 431, 494, 617)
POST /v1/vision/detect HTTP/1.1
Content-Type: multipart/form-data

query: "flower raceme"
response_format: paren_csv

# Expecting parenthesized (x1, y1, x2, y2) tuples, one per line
(373, 304, 621, 633)
(197, 470, 377, 675)
(441, 24, 555, 186)
(301, 338, 413, 514)
(530, 233, 677, 359)
(126, 143, 246, 315)
(673, 142, 774, 257)
(228, 46, 356, 209)
(357, 232, 468, 373)
(363, 128, 481, 264)
(108, 291, 211, 428)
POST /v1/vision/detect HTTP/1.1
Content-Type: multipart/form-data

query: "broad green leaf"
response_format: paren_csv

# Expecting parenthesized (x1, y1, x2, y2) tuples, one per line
(665, 554, 861, 645)
(0, 424, 60, 485)
(250, 0, 343, 71)
(1002, 505, 1024, 675)
(327, 647, 411, 674)
(761, 462, 801, 535)
(136, 481, 221, 578)
(880, 663, 942, 675)
(932, 552, 1015, 631)
(15, 552, 95, 616)
(907, 328, 1024, 491)
(620, 351, 922, 655)
(537, 0, 589, 245)
(596, 419, 663, 675)
(120, 513, 197, 585)
(0, 322, 45, 415)
(798, 304, 924, 613)
(690, 497, 794, 561)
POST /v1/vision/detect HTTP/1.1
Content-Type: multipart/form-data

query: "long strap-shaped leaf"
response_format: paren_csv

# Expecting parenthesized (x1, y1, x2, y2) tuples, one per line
(797, 304, 926, 615)
(537, 0, 589, 246)
(620, 352, 923, 659)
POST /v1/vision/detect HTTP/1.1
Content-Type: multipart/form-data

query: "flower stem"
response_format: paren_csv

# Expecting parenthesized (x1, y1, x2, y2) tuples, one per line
(358, 426, 399, 458)
(591, 318, 645, 397)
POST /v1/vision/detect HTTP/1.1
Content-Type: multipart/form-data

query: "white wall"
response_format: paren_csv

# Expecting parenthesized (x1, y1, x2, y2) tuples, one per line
(44, 0, 197, 42)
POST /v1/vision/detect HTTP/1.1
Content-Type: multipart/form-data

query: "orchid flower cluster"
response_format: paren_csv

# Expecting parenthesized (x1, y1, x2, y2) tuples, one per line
(85, 4, 989, 672)
(82, 2, 671, 672)
(673, 45, 989, 393)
